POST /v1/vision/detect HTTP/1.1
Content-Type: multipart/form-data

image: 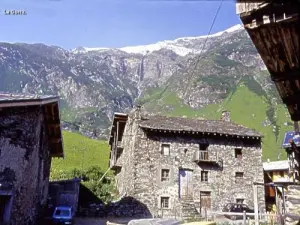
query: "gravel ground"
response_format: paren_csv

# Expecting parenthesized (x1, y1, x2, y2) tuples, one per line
(43, 216, 249, 225)
(74, 217, 136, 225)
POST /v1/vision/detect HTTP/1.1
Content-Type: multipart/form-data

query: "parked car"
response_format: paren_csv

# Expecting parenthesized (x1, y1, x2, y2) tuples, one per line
(52, 206, 75, 225)
(222, 203, 255, 220)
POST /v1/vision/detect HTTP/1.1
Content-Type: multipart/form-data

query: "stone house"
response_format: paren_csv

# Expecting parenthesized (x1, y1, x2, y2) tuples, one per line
(108, 108, 265, 218)
(0, 93, 64, 225)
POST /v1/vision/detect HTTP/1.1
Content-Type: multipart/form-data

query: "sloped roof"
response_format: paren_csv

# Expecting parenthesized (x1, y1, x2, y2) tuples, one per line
(139, 115, 261, 137)
(0, 92, 64, 158)
(263, 160, 289, 171)
(0, 93, 58, 107)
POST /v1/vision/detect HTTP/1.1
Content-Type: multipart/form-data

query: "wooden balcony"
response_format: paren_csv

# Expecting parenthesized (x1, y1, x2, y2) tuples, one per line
(110, 157, 122, 170)
(194, 151, 219, 163)
(110, 147, 123, 169)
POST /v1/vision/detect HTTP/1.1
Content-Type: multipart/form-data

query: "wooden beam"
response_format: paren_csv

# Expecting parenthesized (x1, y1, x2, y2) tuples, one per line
(51, 137, 61, 143)
(51, 104, 55, 121)
(282, 92, 300, 105)
(47, 124, 60, 128)
(116, 121, 119, 142)
(0, 98, 58, 108)
(270, 68, 300, 82)
(238, 1, 299, 22)
(46, 119, 60, 125)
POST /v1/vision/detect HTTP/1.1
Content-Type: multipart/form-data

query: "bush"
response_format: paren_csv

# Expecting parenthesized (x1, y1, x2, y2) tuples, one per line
(50, 166, 116, 203)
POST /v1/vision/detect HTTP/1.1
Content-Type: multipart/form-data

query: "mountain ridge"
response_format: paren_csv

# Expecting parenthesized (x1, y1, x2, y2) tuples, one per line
(0, 24, 292, 160)
(72, 24, 244, 56)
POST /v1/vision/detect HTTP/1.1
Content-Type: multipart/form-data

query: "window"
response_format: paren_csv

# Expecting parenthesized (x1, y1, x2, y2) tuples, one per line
(199, 143, 209, 151)
(200, 192, 211, 209)
(235, 148, 242, 159)
(161, 197, 170, 209)
(201, 171, 208, 182)
(55, 209, 71, 217)
(236, 198, 244, 204)
(161, 144, 170, 155)
(279, 171, 285, 177)
(235, 172, 244, 183)
(184, 148, 188, 154)
(161, 169, 170, 182)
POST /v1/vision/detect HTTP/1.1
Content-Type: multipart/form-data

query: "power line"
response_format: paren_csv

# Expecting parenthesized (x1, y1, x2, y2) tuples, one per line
(62, 1, 225, 138)
(139, 0, 224, 107)
(182, 0, 224, 100)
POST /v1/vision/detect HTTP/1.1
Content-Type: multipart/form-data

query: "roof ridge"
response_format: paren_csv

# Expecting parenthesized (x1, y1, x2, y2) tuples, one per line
(140, 114, 261, 137)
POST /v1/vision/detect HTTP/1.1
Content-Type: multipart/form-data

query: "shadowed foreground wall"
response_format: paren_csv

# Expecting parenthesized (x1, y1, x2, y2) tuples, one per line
(0, 106, 51, 225)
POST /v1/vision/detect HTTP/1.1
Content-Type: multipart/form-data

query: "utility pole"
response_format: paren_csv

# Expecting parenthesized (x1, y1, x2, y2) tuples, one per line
(253, 183, 259, 225)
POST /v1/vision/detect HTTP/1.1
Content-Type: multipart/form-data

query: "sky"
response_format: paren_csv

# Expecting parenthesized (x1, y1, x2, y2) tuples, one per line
(0, 0, 241, 50)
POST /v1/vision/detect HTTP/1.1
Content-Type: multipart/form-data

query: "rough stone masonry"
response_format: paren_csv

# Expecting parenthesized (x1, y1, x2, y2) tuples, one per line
(109, 108, 265, 219)
(0, 94, 63, 225)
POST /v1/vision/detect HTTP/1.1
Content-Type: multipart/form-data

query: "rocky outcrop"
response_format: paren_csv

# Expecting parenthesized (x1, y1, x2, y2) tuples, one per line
(0, 25, 275, 139)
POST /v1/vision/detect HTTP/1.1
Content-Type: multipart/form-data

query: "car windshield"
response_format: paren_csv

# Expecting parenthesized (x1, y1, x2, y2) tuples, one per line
(55, 209, 70, 216)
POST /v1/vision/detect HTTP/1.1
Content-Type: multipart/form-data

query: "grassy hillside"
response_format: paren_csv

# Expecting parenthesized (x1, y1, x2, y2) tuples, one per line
(141, 79, 292, 161)
(51, 131, 110, 176)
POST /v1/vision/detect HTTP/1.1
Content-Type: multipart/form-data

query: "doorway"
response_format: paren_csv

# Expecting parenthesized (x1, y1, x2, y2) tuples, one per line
(179, 169, 193, 198)
(0, 195, 13, 224)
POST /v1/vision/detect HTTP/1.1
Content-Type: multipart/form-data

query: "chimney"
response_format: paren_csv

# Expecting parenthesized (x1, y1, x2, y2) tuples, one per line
(133, 105, 142, 119)
(221, 110, 230, 122)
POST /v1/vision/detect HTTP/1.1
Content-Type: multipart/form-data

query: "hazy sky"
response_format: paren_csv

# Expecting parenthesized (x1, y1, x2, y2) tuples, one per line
(0, 0, 241, 49)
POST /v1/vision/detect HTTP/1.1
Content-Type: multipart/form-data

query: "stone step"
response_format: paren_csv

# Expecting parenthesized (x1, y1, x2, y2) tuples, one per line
(179, 197, 202, 220)
(181, 200, 194, 203)
(182, 203, 195, 206)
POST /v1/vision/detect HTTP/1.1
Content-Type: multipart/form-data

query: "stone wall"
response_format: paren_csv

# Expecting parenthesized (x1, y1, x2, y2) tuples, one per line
(78, 196, 152, 218)
(114, 110, 140, 197)
(0, 106, 51, 225)
(285, 185, 300, 225)
(115, 114, 265, 218)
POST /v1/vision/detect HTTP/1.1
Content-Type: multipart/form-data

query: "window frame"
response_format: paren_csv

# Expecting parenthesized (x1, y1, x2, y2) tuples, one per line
(161, 144, 170, 156)
(161, 169, 170, 182)
(201, 171, 209, 182)
(235, 172, 244, 183)
(279, 171, 285, 177)
(160, 196, 170, 209)
(235, 148, 242, 159)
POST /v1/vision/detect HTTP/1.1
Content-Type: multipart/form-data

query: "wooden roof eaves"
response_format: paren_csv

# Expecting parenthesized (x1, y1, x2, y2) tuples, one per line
(0, 97, 59, 108)
(108, 113, 128, 146)
(140, 126, 261, 139)
(45, 102, 64, 158)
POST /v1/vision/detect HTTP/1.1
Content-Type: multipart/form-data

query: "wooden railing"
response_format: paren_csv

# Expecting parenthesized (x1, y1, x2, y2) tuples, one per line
(194, 151, 218, 163)
(110, 146, 123, 168)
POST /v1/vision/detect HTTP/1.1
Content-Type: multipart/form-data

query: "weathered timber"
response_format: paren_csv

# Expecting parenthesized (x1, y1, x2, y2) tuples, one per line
(236, 1, 300, 121)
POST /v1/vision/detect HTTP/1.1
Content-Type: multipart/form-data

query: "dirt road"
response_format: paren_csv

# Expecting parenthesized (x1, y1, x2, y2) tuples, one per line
(74, 217, 133, 225)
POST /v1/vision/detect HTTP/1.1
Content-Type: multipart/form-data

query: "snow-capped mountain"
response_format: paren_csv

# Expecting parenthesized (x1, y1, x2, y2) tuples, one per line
(72, 24, 244, 56)
(0, 23, 270, 139)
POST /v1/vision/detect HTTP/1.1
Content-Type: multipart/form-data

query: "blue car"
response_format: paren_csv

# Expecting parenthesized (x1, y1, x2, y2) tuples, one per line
(52, 206, 75, 225)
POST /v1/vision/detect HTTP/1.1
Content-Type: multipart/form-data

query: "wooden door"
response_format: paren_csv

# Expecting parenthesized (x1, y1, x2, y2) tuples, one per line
(179, 169, 193, 197)
(200, 191, 211, 214)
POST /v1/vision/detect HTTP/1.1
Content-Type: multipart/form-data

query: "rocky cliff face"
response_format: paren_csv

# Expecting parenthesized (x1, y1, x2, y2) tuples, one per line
(0, 24, 275, 139)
